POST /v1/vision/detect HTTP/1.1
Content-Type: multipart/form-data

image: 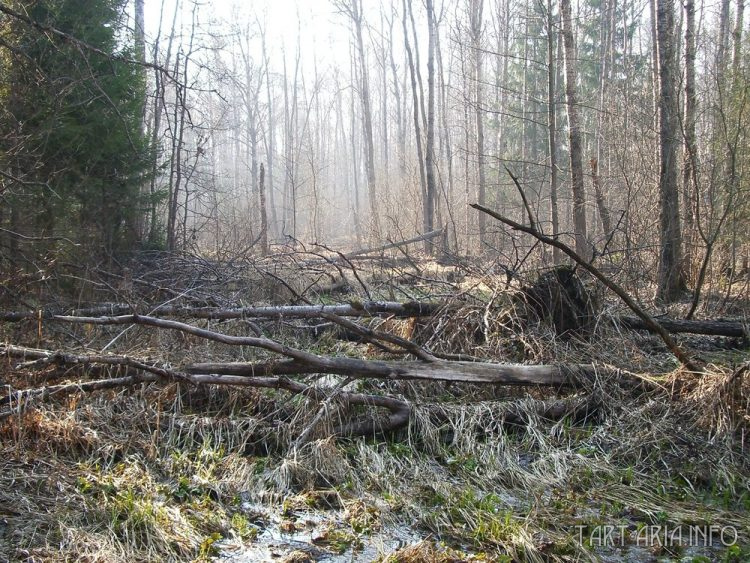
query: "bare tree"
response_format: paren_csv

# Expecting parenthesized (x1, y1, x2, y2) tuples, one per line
(402, 0, 427, 237)
(424, 0, 437, 253)
(655, 0, 686, 301)
(134, 0, 145, 64)
(592, 0, 614, 238)
(545, 0, 561, 264)
(336, 0, 381, 239)
(559, 0, 589, 259)
(682, 0, 697, 270)
(733, 0, 745, 75)
(469, 0, 486, 251)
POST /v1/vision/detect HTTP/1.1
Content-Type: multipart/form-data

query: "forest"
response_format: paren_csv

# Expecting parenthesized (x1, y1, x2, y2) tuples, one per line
(0, 0, 748, 561)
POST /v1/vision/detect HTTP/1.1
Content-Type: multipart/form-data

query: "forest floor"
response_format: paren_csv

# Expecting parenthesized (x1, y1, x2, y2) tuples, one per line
(0, 253, 748, 562)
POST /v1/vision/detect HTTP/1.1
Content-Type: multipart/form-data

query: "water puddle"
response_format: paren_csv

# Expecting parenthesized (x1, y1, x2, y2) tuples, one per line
(217, 501, 424, 562)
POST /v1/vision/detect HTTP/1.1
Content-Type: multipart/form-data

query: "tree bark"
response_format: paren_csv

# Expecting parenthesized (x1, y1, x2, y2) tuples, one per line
(350, 0, 381, 239)
(655, 0, 686, 302)
(185, 358, 596, 387)
(259, 163, 269, 256)
(682, 0, 697, 269)
(733, 0, 745, 74)
(424, 0, 437, 254)
(470, 0, 486, 251)
(559, 0, 589, 260)
(546, 0, 561, 264)
(590, 158, 612, 237)
(402, 0, 427, 235)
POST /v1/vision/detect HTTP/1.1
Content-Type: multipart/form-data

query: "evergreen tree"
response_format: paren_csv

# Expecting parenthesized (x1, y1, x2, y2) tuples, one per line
(0, 0, 149, 263)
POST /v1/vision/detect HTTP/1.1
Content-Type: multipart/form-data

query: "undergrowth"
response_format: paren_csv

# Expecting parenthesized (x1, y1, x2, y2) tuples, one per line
(1, 276, 749, 561)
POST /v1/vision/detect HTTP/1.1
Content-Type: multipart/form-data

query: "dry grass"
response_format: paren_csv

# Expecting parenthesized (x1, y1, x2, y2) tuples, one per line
(1, 266, 749, 561)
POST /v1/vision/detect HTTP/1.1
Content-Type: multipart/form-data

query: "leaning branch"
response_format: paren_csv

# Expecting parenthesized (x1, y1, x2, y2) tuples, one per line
(471, 203, 700, 371)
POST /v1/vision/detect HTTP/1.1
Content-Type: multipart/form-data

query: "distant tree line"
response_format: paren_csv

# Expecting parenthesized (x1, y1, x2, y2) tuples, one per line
(0, 0, 748, 306)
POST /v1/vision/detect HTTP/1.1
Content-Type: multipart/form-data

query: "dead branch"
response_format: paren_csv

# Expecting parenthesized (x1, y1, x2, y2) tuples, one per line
(305, 229, 444, 264)
(471, 202, 701, 371)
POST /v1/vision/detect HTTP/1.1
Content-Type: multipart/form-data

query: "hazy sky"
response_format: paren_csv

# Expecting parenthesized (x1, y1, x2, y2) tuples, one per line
(140, 0, 375, 73)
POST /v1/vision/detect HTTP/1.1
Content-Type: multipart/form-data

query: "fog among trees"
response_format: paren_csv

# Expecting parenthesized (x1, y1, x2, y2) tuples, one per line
(1, 1, 749, 561)
(3, 0, 747, 299)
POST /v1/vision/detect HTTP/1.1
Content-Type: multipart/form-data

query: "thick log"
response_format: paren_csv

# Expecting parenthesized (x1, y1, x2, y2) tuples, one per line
(12, 309, 598, 387)
(619, 317, 748, 338)
(0, 344, 410, 436)
(186, 358, 597, 387)
(2, 302, 746, 339)
(0, 301, 443, 322)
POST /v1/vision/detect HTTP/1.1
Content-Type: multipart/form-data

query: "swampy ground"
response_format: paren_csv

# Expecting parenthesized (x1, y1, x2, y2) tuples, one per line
(1, 255, 748, 562)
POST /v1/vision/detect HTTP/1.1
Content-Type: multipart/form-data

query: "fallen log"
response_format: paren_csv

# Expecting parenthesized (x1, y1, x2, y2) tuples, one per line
(320, 228, 444, 262)
(2, 301, 747, 339)
(3, 312, 599, 387)
(185, 358, 599, 387)
(23, 310, 605, 387)
(619, 316, 749, 338)
(0, 300, 443, 322)
(0, 344, 410, 436)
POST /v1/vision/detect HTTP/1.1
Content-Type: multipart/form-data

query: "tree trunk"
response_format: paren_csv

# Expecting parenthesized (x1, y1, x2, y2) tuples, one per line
(682, 0, 697, 273)
(259, 163, 269, 256)
(402, 0, 427, 237)
(166, 54, 185, 252)
(733, 0, 745, 74)
(470, 0, 486, 252)
(559, 0, 589, 260)
(655, 0, 686, 302)
(261, 28, 278, 241)
(590, 158, 612, 236)
(349, 58, 363, 246)
(424, 0, 437, 254)
(546, 0, 561, 265)
(718, 0, 732, 69)
(593, 0, 613, 238)
(387, 3, 406, 177)
(351, 0, 381, 239)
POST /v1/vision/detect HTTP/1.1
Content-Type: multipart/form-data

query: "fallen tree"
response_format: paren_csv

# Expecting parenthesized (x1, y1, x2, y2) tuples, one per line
(2, 301, 746, 338)
(470, 202, 700, 371)
(0, 310, 642, 437)
(0, 301, 444, 322)
(5, 313, 602, 386)
(0, 343, 410, 437)
(619, 316, 749, 338)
